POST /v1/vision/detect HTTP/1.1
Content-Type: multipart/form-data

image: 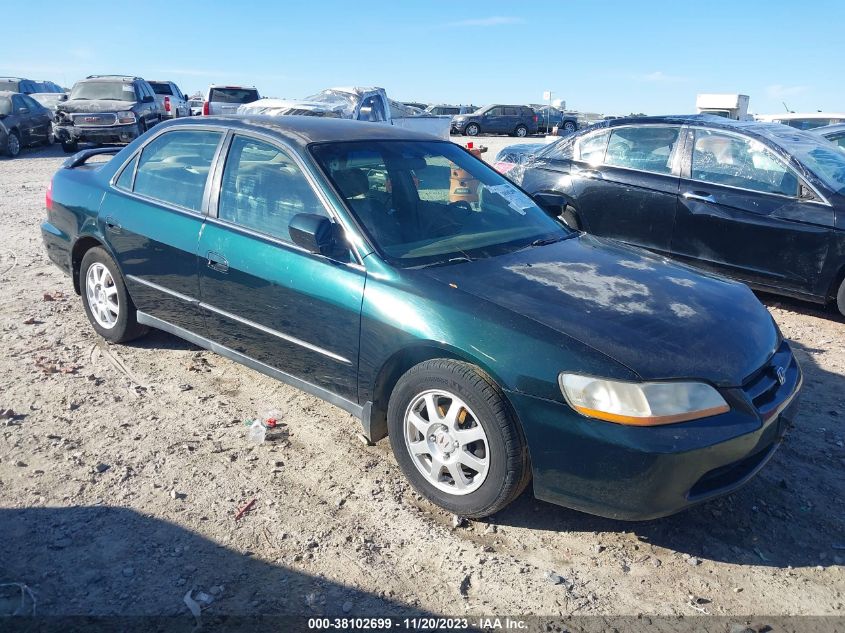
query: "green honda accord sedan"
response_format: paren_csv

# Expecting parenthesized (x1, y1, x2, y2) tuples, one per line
(41, 116, 802, 520)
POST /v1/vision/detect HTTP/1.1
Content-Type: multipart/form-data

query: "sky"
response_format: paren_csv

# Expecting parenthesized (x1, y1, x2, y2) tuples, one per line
(3, 0, 842, 116)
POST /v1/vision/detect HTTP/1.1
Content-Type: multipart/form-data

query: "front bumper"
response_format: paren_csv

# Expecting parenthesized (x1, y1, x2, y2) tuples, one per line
(510, 342, 802, 520)
(53, 122, 142, 144)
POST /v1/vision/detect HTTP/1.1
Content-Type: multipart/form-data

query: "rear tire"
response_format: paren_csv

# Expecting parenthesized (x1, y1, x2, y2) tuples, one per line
(387, 359, 531, 518)
(80, 247, 148, 343)
(465, 123, 480, 137)
(837, 277, 845, 318)
(514, 124, 528, 138)
(563, 121, 577, 133)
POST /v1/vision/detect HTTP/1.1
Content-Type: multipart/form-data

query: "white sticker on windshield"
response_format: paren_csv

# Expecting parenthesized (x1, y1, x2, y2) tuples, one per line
(486, 184, 533, 215)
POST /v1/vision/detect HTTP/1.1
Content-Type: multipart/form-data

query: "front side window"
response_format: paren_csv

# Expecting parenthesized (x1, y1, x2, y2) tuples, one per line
(218, 136, 328, 242)
(311, 140, 569, 267)
(132, 130, 222, 211)
(577, 130, 610, 165)
(22, 95, 43, 111)
(604, 126, 680, 175)
(692, 130, 799, 196)
(486, 107, 503, 116)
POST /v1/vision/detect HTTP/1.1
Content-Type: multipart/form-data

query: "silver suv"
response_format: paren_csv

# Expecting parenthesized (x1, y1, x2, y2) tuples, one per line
(202, 85, 260, 116)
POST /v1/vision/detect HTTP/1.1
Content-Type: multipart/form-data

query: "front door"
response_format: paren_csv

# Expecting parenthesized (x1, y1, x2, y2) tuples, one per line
(569, 125, 682, 253)
(198, 133, 365, 401)
(671, 127, 835, 296)
(101, 128, 224, 332)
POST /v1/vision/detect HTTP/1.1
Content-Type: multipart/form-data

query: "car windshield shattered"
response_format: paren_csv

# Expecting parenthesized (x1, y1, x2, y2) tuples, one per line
(69, 82, 136, 101)
(764, 126, 845, 194)
(311, 140, 569, 267)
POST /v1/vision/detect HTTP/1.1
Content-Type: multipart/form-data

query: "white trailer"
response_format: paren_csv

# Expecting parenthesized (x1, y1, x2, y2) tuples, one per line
(695, 94, 751, 120)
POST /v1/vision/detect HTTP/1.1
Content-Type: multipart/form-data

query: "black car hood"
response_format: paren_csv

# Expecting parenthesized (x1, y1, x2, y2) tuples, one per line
(58, 99, 136, 113)
(421, 235, 779, 386)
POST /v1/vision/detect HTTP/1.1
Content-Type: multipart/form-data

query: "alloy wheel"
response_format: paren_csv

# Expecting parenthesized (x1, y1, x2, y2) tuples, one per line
(7, 133, 20, 157)
(403, 389, 490, 495)
(85, 262, 120, 329)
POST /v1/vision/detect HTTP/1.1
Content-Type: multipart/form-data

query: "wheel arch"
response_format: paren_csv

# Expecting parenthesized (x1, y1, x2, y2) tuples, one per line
(365, 342, 518, 443)
(71, 235, 108, 294)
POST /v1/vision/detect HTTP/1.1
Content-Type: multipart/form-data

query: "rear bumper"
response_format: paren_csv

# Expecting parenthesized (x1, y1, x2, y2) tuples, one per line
(54, 123, 142, 144)
(509, 346, 802, 520)
(41, 221, 73, 277)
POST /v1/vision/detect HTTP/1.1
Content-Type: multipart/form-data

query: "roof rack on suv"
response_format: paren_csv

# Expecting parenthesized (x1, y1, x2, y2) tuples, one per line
(85, 75, 141, 80)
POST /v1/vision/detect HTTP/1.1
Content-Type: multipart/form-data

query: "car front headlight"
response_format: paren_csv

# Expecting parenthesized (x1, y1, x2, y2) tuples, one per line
(559, 373, 729, 426)
(117, 111, 137, 124)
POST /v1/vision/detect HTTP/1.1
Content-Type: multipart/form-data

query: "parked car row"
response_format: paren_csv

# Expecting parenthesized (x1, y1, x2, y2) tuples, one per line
(0, 91, 55, 156)
(493, 114, 845, 317)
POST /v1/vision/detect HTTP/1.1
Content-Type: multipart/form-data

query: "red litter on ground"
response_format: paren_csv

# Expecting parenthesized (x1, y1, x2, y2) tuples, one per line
(235, 498, 257, 521)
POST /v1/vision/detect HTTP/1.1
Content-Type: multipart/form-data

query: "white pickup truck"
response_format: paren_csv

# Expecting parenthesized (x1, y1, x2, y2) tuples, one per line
(237, 87, 450, 140)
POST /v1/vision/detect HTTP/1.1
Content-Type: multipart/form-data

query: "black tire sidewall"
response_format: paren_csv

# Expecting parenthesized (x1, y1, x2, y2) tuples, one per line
(6, 131, 21, 157)
(61, 140, 78, 153)
(837, 278, 845, 318)
(387, 361, 522, 517)
(79, 247, 140, 343)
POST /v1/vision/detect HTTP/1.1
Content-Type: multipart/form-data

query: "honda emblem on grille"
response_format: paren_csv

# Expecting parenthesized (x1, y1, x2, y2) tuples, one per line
(775, 366, 786, 385)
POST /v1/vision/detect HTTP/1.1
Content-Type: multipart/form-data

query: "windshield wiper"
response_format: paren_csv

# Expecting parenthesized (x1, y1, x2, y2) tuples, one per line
(417, 255, 473, 269)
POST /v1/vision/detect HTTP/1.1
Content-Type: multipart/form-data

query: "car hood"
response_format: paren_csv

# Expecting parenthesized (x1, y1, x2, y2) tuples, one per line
(420, 235, 779, 387)
(58, 99, 136, 113)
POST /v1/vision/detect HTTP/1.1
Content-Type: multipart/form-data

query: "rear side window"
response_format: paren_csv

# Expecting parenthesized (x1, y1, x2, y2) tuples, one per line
(209, 88, 259, 104)
(217, 136, 328, 242)
(691, 130, 799, 196)
(827, 133, 845, 150)
(132, 130, 223, 211)
(577, 130, 610, 165)
(605, 126, 680, 175)
(503, 107, 518, 116)
(115, 155, 139, 190)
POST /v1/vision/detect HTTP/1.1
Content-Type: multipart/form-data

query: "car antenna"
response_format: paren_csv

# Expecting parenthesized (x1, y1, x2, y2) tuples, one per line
(782, 101, 793, 113)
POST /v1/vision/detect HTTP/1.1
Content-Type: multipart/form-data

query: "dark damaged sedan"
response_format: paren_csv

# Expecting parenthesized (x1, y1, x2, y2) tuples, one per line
(41, 116, 801, 520)
(497, 115, 845, 316)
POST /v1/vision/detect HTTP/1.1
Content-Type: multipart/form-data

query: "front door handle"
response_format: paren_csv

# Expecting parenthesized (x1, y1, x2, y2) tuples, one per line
(206, 251, 229, 273)
(577, 169, 603, 180)
(104, 215, 122, 233)
(682, 191, 716, 204)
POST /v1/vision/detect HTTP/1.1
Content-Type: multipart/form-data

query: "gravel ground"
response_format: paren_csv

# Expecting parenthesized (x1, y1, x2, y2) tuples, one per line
(0, 140, 843, 623)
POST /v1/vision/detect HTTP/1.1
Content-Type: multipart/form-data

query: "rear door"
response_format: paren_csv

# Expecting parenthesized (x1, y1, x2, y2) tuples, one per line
(197, 133, 365, 401)
(671, 127, 835, 296)
(568, 124, 682, 253)
(101, 128, 225, 332)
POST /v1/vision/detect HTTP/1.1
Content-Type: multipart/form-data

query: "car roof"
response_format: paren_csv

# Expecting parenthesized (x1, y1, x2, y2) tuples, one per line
(592, 113, 825, 143)
(812, 123, 845, 136)
(81, 75, 138, 82)
(160, 114, 444, 147)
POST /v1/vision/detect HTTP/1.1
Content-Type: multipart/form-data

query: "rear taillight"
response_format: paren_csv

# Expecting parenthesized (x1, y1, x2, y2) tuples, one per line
(164, 96, 171, 113)
(202, 101, 209, 115)
(533, 115, 538, 123)
(46, 178, 53, 211)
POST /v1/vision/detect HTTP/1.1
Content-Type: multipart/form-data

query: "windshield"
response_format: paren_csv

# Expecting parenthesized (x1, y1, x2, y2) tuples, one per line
(70, 81, 135, 101)
(209, 88, 259, 104)
(311, 140, 569, 267)
(31, 94, 61, 108)
(766, 127, 845, 194)
(0, 97, 11, 116)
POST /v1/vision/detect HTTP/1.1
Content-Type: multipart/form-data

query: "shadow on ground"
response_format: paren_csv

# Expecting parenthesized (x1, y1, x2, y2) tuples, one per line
(0, 506, 433, 625)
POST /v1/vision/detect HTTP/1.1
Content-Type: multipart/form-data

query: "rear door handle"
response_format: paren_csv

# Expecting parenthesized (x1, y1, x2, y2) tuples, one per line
(682, 191, 716, 204)
(206, 251, 229, 273)
(104, 215, 122, 233)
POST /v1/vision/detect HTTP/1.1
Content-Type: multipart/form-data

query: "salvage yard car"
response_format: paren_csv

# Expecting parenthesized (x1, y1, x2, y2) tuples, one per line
(54, 75, 164, 153)
(496, 114, 845, 316)
(452, 104, 539, 138)
(0, 91, 54, 157)
(41, 116, 801, 520)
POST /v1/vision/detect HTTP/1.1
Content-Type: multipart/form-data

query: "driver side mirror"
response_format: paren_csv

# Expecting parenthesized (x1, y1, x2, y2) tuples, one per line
(289, 214, 347, 259)
(58, 94, 68, 102)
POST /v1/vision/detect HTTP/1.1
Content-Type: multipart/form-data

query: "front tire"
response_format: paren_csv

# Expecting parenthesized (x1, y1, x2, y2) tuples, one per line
(464, 123, 480, 137)
(563, 121, 577, 133)
(4, 131, 21, 157)
(80, 247, 148, 343)
(387, 359, 531, 518)
(837, 277, 845, 318)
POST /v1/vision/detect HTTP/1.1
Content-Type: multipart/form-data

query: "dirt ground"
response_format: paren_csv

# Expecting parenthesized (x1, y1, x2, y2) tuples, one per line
(0, 140, 843, 625)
